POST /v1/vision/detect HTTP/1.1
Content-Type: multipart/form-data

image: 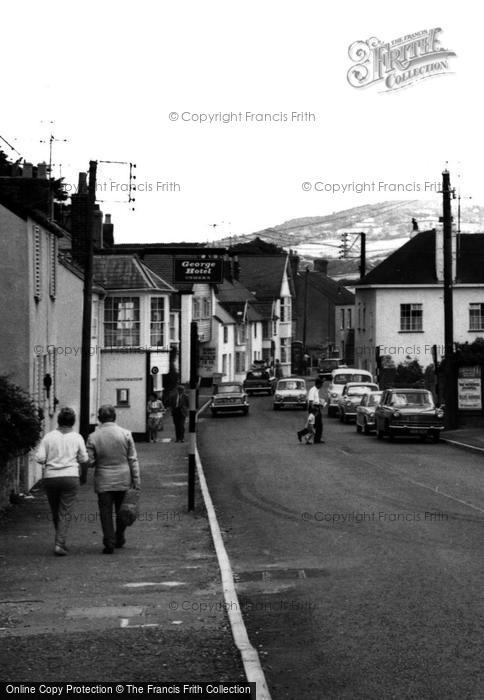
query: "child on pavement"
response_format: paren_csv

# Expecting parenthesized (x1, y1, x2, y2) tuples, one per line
(297, 407, 316, 444)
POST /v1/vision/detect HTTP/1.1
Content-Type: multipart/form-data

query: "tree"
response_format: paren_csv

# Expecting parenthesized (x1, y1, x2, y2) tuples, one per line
(394, 359, 424, 386)
(0, 375, 41, 465)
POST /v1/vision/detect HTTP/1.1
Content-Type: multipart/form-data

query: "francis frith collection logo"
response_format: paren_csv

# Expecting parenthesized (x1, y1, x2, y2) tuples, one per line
(347, 28, 456, 92)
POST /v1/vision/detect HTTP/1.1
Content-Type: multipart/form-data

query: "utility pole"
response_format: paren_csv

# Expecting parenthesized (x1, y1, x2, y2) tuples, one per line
(441, 169, 458, 429)
(79, 160, 97, 443)
(359, 232, 366, 280)
(188, 321, 198, 511)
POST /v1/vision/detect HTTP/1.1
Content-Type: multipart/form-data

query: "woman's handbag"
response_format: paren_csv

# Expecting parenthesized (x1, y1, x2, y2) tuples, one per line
(119, 488, 140, 527)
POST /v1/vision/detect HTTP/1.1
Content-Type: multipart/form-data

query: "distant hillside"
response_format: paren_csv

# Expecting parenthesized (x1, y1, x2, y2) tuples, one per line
(217, 200, 484, 279)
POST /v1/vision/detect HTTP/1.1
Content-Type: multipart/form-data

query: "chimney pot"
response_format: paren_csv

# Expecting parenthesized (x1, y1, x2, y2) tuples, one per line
(314, 258, 329, 275)
(22, 162, 33, 178)
(37, 162, 48, 179)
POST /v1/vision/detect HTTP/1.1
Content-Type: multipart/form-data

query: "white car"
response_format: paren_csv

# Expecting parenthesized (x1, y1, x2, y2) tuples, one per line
(326, 368, 374, 417)
(273, 378, 308, 410)
(337, 382, 379, 422)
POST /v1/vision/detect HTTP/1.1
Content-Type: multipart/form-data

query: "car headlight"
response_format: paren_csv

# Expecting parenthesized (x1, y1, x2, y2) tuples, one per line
(299, 393, 306, 399)
(331, 392, 338, 398)
(436, 409, 444, 418)
(393, 410, 401, 418)
(368, 411, 374, 418)
(275, 394, 282, 400)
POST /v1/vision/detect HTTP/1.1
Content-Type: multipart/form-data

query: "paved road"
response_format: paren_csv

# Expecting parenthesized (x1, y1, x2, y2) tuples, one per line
(198, 395, 484, 700)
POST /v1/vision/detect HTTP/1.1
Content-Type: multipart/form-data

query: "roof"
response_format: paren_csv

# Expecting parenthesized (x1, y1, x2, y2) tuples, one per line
(358, 229, 437, 285)
(93, 255, 176, 292)
(216, 278, 258, 303)
(0, 192, 66, 238)
(213, 302, 236, 325)
(297, 271, 354, 305)
(236, 255, 291, 299)
(357, 230, 484, 286)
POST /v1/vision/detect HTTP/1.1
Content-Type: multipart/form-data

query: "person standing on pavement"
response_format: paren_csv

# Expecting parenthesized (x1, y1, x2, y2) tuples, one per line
(147, 392, 165, 443)
(308, 377, 326, 443)
(35, 407, 89, 556)
(86, 405, 141, 554)
(169, 384, 189, 443)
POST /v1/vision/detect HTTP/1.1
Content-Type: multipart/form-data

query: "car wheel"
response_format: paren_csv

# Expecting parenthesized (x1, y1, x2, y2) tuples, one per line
(339, 410, 344, 423)
(356, 422, 362, 433)
(242, 408, 249, 416)
(419, 434, 427, 442)
(432, 431, 440, 442)
(273, 405, 280, 411)
(211, 410, 218, 417)
(328, 406, 336, 418)
(376, 424, 384, 440)
(388, 431, 395, 441)
(363, 421, 371, 435)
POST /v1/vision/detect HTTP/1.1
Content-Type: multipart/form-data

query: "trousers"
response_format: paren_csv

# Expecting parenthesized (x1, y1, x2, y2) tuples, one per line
(97, 491, 127, 549)
(44, 476, 79, 548)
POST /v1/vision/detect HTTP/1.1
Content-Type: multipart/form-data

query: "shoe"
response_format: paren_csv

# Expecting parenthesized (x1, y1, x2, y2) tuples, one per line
(115, 536, 126, 549)
(297, 432, 302, 443)
(54, 544, 67, 556)
(103, 546, 114, 554)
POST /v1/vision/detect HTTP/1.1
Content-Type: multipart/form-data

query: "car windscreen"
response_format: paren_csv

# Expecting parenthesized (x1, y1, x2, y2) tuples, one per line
(246, 371, 268, 379)
(390, 392, 434, 408)
(368, 394, 382, 406)
(278, 381, 305, 391)
(217, 385, 241, 394)
(347, 386, 373, 396)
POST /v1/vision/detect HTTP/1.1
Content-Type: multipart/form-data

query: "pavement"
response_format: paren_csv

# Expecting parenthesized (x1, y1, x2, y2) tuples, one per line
(0, 419, 246, 685)
(441, 426, 484, 453)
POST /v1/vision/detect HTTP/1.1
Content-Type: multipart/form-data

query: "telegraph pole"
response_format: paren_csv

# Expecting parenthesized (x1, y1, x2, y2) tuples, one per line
(79, 160, 97, 442)
(188, 321, 198, 511)
(359, 232, 366, 280)
(302, 267, 309, 353)
(441, 170, 458, 429)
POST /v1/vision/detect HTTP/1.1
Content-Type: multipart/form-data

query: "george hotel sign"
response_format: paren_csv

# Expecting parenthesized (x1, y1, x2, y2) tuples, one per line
(347, 28, 456, 92)
(173, 257, 224, 284)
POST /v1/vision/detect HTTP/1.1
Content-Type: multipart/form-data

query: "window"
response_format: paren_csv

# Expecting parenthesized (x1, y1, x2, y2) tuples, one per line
(254, 323, 257, 338)
(469, 303, 484, 330)
(169, 312, 178, 342)
(236, 324, 246, 345)
(272, 320, 277, 336)
(202, 297, 211, 318)
(235, 351, 246, 373)
(116, 389, 130, 406)
(400, 303, 422, 331)
(347, 309, 352, 329)
(262, 321, 270, 339)
(33, 226, 41, 301)
(223, 326, 228, 343)
(262, 347, 271, 363)
(340, 309, 345, 330)
(280, 297, 291, 323)
(192, 298, 201, 320)
(280, 338, 290, 363)
(104, 297, 140, 347)
(150, 298, 165, 346)
(222, 354, 227, 375)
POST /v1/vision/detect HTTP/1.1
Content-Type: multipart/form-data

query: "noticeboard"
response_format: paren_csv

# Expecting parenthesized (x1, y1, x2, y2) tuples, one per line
(457, 377, 482, 410)
(173, 258, 224, 284)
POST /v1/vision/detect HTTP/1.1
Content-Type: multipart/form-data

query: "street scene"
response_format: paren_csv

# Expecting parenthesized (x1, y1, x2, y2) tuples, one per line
(1, 3, 483, 700)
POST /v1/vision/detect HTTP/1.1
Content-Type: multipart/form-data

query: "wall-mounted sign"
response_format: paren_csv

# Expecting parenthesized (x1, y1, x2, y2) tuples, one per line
(457, 378, 482, 410)
(173, 258, 224, 284)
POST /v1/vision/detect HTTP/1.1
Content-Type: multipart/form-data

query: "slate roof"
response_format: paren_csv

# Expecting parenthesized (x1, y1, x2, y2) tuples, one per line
(93, 255, 175, 292)
(216, 278, 258, 303)
(298, 271, 355, 305)
(213, 302, 236, 324)
(356, 230, 484, 286)
(236, 255, 292, 299)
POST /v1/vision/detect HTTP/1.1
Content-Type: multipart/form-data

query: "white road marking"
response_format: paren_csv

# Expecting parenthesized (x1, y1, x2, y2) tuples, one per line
(408, 479, 484, 514)
(123, 581, 186, 588)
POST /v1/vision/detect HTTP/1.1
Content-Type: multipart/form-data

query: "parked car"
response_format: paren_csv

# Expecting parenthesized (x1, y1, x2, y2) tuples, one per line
(318, 357, 344, 377)
(273, 377, 308, 410)
(243, 368, 275, 395)
(356, 391, 383, 434)
(327, 368, 374, 417)
(374, 388, 444, 441)
(337, 382, 379, 422)
(210, 382, 249, 416)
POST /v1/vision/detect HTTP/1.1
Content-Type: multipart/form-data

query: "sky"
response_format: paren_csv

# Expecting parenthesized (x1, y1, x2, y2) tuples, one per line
(1, 1, 479, 243)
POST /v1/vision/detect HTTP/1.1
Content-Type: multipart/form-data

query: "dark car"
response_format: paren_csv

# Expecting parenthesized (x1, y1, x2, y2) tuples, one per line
(243, 368, 275, 396)
(210, 382, 249, 416)
(374, 388, 444, 441)
(356, 391, 383, 434)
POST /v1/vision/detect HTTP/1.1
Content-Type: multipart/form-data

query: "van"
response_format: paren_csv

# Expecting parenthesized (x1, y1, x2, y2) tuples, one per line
(326, 368, 374, 417)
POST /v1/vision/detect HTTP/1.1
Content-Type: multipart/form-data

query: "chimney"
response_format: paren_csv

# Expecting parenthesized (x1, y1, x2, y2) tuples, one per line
(70, 172, 90, 266)
(22, 162, 33, 178)
(92, 205, 103, 248)
(102, 213, 114, 248)
(314, 258, 329, 275)
(37, 162, 48, 179)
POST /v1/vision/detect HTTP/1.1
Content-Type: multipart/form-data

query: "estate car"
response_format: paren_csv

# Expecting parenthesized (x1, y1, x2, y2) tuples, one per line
(327, 368, 374, 417)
